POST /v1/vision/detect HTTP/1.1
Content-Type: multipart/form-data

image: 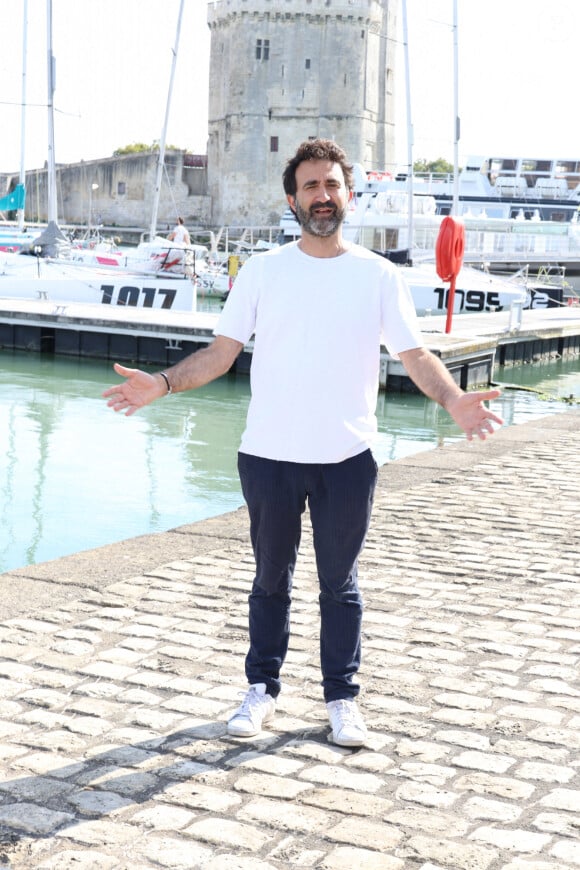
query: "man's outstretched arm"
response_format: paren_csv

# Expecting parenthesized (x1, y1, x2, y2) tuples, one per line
(102, 334, 244, 416)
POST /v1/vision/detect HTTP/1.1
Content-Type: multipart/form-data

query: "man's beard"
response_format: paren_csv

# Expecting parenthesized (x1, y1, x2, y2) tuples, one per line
(293, 199, 347, 237)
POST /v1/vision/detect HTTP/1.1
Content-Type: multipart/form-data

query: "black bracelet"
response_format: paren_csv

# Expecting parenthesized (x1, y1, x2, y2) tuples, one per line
(159, 371, 172, 394)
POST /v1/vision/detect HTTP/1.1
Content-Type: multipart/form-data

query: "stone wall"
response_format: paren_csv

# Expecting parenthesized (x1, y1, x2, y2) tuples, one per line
(1, 151, 211, 232)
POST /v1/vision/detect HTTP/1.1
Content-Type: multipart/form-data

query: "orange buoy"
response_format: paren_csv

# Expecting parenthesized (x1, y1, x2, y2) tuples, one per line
(435, 216, 465, 333)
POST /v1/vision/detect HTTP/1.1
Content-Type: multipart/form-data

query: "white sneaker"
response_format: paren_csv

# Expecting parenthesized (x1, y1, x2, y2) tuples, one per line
(227, 683, 276, 737)
(326, 698, 368, 747)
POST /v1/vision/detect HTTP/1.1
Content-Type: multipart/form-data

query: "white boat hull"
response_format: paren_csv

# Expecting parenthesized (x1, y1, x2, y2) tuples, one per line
(401, 263, 529, 316)
(1, 251, 551, 319)
(70, 237, 230, 298)
(0, 254, 196, 311)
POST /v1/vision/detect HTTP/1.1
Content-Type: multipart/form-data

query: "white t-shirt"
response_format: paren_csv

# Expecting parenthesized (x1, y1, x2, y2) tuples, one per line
(171, 224, 190, 245)
(215, 242, 423, 463)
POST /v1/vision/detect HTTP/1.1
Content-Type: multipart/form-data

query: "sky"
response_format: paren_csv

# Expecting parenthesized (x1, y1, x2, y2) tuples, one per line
(1, 0, 579, 177)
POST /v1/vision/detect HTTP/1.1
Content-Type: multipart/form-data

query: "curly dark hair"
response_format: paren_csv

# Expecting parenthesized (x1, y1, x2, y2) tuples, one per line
(282, 139, 354, 197)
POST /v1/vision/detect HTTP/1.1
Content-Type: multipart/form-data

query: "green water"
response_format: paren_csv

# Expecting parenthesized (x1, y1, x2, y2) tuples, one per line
(0, 350, 578, 573)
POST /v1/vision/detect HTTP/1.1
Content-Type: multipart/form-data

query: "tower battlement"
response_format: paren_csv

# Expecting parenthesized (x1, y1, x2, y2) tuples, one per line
(208, 0, 384, 21)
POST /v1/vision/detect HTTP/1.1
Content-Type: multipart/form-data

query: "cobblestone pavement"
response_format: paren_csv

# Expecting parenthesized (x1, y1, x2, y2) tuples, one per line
(0, 411, 578, 869)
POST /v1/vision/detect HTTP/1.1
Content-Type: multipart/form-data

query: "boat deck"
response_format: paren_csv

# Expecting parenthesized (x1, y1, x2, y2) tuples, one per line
(0, 298, 578, 391)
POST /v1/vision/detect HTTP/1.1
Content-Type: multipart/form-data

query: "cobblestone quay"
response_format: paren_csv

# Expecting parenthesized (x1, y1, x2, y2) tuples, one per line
(0, 410, 578, 869)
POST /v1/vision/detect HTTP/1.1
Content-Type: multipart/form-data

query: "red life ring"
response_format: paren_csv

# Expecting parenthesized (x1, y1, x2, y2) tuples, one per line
(436, 216, 465, 282)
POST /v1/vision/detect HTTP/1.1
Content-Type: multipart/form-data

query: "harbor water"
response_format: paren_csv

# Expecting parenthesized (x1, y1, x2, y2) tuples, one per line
(0, 350, 578, 574)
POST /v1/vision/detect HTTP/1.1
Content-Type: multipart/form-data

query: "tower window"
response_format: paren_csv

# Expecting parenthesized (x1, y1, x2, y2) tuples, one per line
(256, 39, 270, 61)
(270, 136, 279, 153)
(305, 58, 311, 69)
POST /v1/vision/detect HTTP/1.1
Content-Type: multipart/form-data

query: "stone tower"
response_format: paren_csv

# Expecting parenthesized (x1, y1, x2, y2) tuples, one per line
(206, 0, 399, 226)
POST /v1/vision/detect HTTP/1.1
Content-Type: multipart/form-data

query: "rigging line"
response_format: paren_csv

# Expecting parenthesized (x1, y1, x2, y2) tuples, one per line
(162, 161, 180, 216)
(0, 99, 81, 119)
(0, 99, 46, 107)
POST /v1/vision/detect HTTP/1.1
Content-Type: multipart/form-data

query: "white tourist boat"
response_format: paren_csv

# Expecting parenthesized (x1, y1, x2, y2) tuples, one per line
(369, 155, 580, 223)
(348, 182, 580, 284)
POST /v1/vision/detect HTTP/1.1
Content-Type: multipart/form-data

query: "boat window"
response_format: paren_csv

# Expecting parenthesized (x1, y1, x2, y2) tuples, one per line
(521, 159, 551, 173)
(520, 158, 552, 186)
(509, 207, 535, 219)
(556, 160, 580, 174)
(554, 161, 580, 188)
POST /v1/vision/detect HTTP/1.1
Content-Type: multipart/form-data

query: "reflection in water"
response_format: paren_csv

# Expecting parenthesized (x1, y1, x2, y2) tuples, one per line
(27, 403, 47, 566)
(1, 405, 17, 563)
(0, 351, 578, 573)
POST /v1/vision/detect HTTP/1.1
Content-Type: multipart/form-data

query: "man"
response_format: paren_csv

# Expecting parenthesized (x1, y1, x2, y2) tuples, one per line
(167, 217, 193, 277)
(167, 216, 191, 246)
(103, 139, 503, 747)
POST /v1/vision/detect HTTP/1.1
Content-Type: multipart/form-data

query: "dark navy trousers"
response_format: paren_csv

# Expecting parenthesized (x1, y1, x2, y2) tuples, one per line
(237, 449, 378, 702)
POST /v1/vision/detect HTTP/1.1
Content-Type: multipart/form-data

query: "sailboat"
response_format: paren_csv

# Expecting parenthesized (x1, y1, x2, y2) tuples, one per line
(0, 0, 198, 312)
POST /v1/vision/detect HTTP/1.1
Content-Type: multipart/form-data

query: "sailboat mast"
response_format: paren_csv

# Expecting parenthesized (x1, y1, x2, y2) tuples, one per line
(18, 0, 28, 231)
(149, 0, 185, 241)
(401, 0, 414, 261)
(46, 0, 57, 224)
(452, 0, 460, 215)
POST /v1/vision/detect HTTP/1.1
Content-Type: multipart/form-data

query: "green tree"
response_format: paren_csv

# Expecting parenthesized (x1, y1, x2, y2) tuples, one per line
(113, 142, 183, 156)
(413, 157, 456, 176)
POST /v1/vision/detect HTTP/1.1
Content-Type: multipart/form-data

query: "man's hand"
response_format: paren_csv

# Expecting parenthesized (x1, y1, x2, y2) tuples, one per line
(399, 347, 504, 440)
(102, 336, 244, 417)
(446, 389, 504, 440)
(102, 363, 166, 416)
